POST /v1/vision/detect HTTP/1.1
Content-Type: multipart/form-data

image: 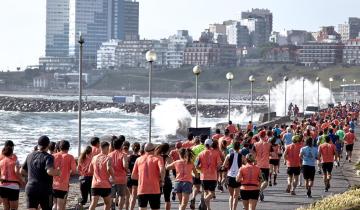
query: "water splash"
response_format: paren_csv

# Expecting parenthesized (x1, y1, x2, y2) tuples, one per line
(266, 77, 334, 116)
(152, 99, 192, 138)
(230, 106, 261, 124)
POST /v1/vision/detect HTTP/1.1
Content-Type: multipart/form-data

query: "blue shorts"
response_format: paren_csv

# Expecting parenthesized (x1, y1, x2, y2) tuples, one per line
(173, 181, 193, 194)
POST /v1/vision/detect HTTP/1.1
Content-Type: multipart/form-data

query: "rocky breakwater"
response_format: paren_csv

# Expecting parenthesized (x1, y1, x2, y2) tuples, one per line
(0, 96, 266, 118)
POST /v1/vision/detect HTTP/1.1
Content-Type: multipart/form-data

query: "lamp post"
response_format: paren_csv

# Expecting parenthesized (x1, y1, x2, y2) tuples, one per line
(146, 50, 157, 143)
(316, 77, 320, 112)
(226, 72, 234, 122)
(329, 77, 333, 103)
(284, 76, 288, 116)
(78, 33, 84, 157)
(354, 79, 357, 102)
(249, 75, 255, 122)
(193, 65, 201, 128)
(267, 76, 272, 121)
(342, 78, 346, 101)
(302, 77, 305, 114)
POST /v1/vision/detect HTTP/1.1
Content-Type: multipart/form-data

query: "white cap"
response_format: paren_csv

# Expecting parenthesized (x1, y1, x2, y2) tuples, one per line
(205, 139, 213, 146)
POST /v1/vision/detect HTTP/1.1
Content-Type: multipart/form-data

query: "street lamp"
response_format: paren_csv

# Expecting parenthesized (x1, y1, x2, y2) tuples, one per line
(193, 65, 201, 128)
(342, 78, 346, 101)
(249, 75, 255, 122)
(302, 77, 305, 114)
(267, 76, 272, 121)
(329, 77, 333, 103)
(316, 77, 320, 112)
(284, 76, 288, 116)
(353, 79, 357, 102)
(78, 33, 84, 157)
(146, 50, 157, 143)
(226, 72, 234, 122)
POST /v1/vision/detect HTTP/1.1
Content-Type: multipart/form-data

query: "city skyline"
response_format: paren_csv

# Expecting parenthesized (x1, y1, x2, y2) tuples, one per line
(1, 0, 360, 70)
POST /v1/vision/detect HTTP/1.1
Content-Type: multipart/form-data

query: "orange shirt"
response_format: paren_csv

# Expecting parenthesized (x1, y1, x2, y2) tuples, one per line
(53, 152, 77, 191)
(345, 132, 356, 145)
(254, 141, 271, 169)
(91, 146, 101, 157)
(226, 124, 238, 134)
(285, 143, 302, 167)
(318, 143, 336, 163)
(270, 145, 280, 160)
(219, 136, 232, 146)
(173, 160, 194, 183)
(78, 155, 92, 177)
(246, 123, 253, 131)
(108, 150, 127, 184)
(182, 140, 195, 149)
(211, 134, 224, 141)
(238, 163, 261, 191)
(197, 149, 221, 180)
(132, 153, 164, 195)
(91, 153, 112, 189)
(169, 150, 180, 162)
(0, 154, 20, 187)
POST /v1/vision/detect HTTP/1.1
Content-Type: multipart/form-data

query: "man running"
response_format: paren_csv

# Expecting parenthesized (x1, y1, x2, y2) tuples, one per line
(318, 136, 337, 192)
(344, 128, 356, 162)
(284, 135, 302, 195)
(300, 137, 318, 198)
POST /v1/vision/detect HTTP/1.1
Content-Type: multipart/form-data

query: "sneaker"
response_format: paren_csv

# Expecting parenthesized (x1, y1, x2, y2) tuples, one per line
(259, 191, 264, 201)
(291, 191, 296, 195)
(325, 187, 328, 192)
(327, 182, 331, 190)
(218, 185, 224, 192)
(346, 155, 349, 160)
(306, 189, 312, 198)
(269, 181, 272, 186)
(337, 161, 341, 167)
(274, 181, 277, 186)
(318, 170, 322, 175)
(172, 192, 176, 201)
(286, 185, 291, 193)
(190, 199, 195, 209)
(349, 159, 352, 163)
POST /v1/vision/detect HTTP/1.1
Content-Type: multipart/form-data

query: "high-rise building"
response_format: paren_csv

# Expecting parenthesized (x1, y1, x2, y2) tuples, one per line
(349, 17, 360, 39)
(241, 8, 273, 41)
(241, 18, 266, 47)
(112, 0, 139, 41)
(96, 39, 121, 70)
(338, 22, 350, 42)
(343, 38, 360, 65)
(166, 30, 192, 68)
(45, 0, 70, 57)
(226, 22, 250, 48)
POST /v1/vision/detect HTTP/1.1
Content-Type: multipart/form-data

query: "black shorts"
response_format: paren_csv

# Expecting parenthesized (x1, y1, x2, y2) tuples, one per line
(27, 193, 53, 210)
(322, 162, 334, 174)
(138, 194, 161, 209)
(346, 144, 354, 152)
(227, 176, 241, 188)
(0, 187, 20, 201)
(287, 167, 301, 176)
(269, 159, 280, 166)
(193, 176, 201, 185)
(240, 190, 260, 200)
(53, 189, 68, 199)
(260, 168, 270, 181)
(91, 188, 111, 197)
(302, 165, 316, 181)
(127, 176, 138, 188)
(201, 180, 217, 192)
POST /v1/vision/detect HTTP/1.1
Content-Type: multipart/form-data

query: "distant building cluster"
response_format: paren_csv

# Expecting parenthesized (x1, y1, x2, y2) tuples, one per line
(39, 3, 360, 72)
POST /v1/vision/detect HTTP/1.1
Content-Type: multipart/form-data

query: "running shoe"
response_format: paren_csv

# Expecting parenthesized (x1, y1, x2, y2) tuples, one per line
(172, 192, 176, 201)
(190, 199, 195, 209)
(259, 191, 264, 201)
(291, 191, 296, 195)
(307, 189, 312, 198)
(286, 185, 291, 193)
(269, 181, 272, 186)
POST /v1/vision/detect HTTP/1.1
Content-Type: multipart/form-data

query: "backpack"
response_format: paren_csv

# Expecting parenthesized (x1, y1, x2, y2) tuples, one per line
(228, 152, 242, 169)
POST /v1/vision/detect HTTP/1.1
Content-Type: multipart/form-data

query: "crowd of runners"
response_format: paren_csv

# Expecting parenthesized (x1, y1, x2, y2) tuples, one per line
(0, 102, 358, 210)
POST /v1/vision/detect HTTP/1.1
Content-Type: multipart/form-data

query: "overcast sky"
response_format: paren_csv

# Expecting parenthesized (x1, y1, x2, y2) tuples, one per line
(1, 0, 360, 70)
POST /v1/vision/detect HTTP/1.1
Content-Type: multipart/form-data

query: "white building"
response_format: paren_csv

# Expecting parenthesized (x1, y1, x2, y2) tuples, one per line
(166, 30, 192, 68)
(97, 40, 121, 70)
(338, 22, 350, 42)
(269, 31, 288, 45)
(226, 22, 238, 45)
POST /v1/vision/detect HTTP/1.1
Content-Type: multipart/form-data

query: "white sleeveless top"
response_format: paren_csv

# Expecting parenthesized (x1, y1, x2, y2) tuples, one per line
(227, 152, 240, 177)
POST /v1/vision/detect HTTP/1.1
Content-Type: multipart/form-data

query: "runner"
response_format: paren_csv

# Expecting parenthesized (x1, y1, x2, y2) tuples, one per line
(300, 137, 318, 198)
(282, 127, 293, 146)
(0, 140, 25, 210)
(236, 154, 262, 210)
(78, 146, 93, 208)
(108, 138, 128, 210)
(253, 132, 271, 201)
(166, 148, 196, 210)
(52, 140, 77, 210)
(131, 142, 165, 210)
(90, 137, 101, 156)
(211, 129, 223, 141)
(318, 136, 337, 192)
(344, 128, 356, 162)
(269, 137, 281, 186)
(195, 139, 222, 210)
(284, 135, 302, 195)
(226, 121, 238, 135)
(89, 141, 114, 210)
(127, 142, 141, 210)
(182, 133, 195, 149)
(21, 136, 61, 210)
(222, 141, 242, 210)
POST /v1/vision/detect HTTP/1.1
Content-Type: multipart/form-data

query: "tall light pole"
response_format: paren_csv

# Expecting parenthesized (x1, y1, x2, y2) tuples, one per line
(342, 78, 346, 101)
(354, 79, 357, 102)
(316, 77, 320, 112)
(78, 33, 84, 157)
(302, 77, 305, 114)
(193, 65, 201, 128)
(249, 75, 255, 122)
(284, 76, 288, 116)
(267, 76, 272, 121)
(329, 77, 333, 103)
(226, 72, 234, 122)
(146, 50, 157, 143)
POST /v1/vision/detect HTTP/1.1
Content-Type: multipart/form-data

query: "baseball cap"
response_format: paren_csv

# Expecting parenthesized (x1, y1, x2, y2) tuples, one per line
(204, 139, 213, 146)
(38, 135, 50, 147)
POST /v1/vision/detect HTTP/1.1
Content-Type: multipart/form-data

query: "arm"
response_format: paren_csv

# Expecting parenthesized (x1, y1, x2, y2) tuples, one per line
(122, 155, 129, 172)
(283, 147, 288, 165)
(222, 155, 230, 170)
(236, 168, 242, 182)
(166, 161, 175, 171)
(107, 157, 114, 178)
(131, 160, 138, 180)
(46, 155, 60, 177)
(71, 157, 77, 175)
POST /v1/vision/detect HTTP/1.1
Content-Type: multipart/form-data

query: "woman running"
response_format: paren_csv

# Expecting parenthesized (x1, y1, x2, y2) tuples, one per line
(77, 146, 93, 208)
(127, 142, 140, 210)
(166, 148, 196, 210)
(155, 143, 172, 210)
(269, 137, 281, 186)
(300, 137, 318, 198)
(0, 140, 25, 210)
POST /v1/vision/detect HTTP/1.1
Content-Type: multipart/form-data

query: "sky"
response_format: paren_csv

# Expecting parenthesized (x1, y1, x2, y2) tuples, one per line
(0, 0, 360, 70)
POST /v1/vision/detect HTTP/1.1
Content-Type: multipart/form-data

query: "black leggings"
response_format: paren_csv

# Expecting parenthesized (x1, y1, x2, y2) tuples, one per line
(79, 176, 92, 205)
(162, 178, 173, 202)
